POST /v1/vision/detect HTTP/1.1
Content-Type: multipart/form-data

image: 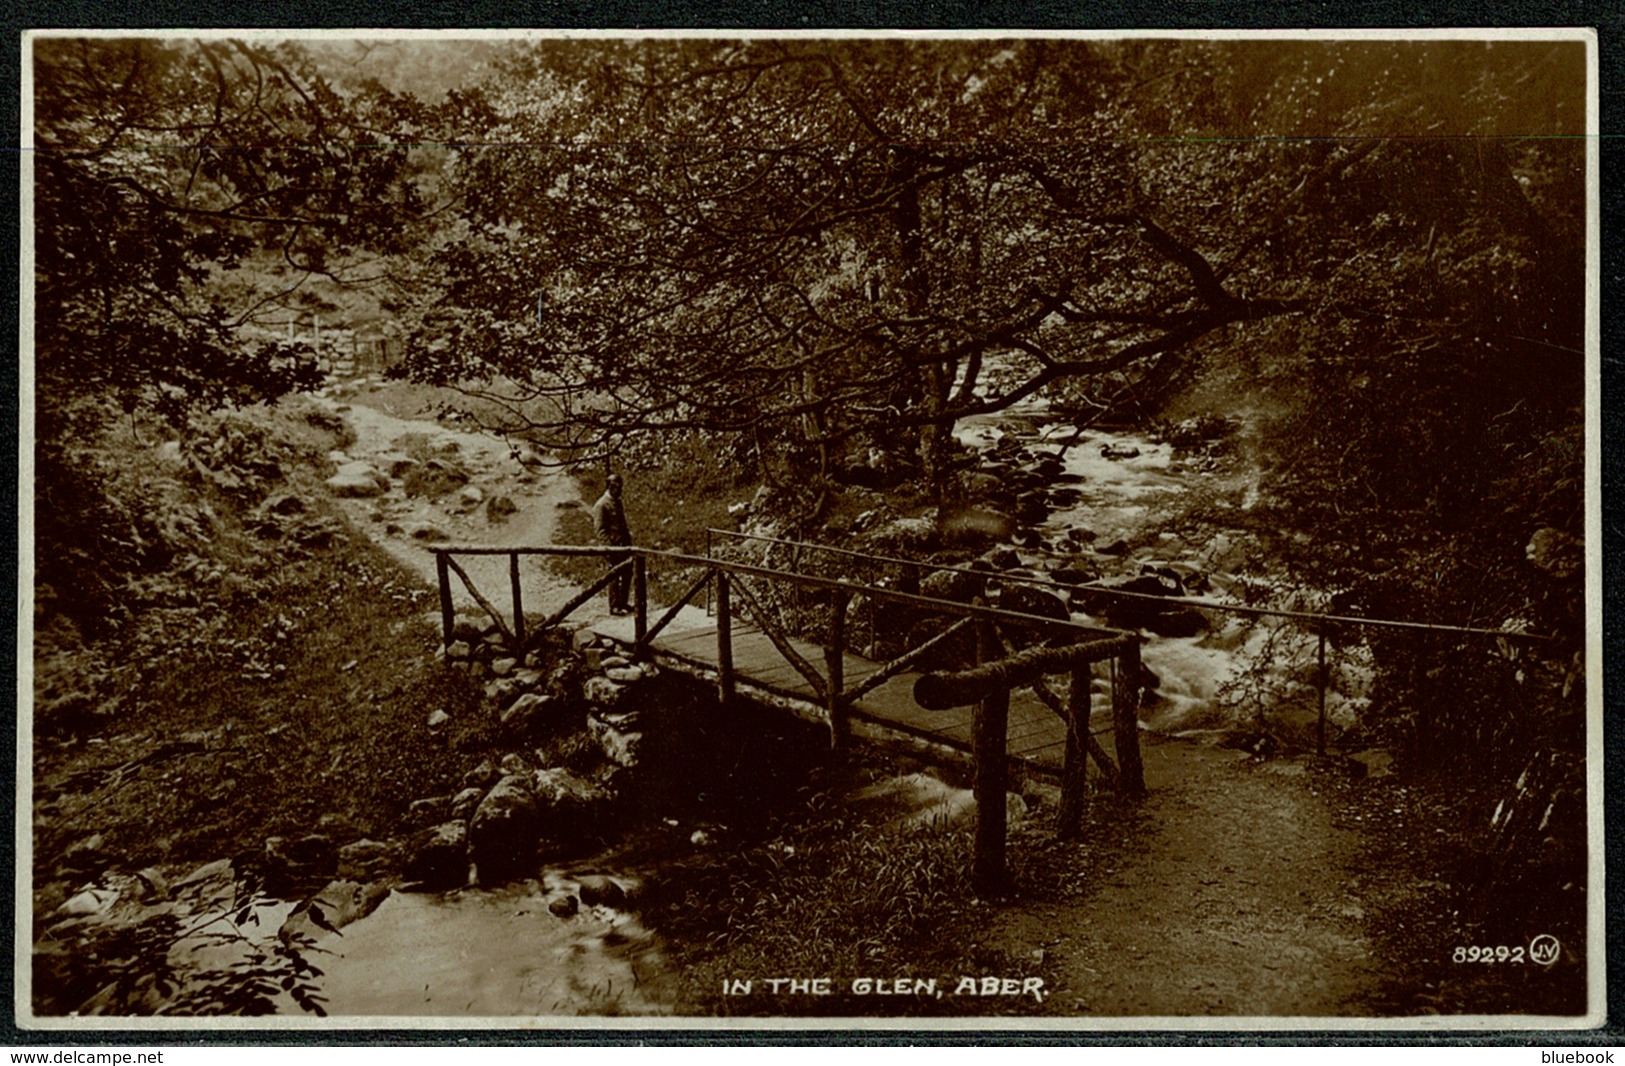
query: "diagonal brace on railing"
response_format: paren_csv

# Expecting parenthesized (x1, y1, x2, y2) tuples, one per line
(992, 623, 1120, 785)
(843, 617, 975, 704)
(637, 568, 714, 655)
(535, 559, 633, 635)
(729, 573, 829, 703)
(1026, 670, 1120, 789)
(441, 553, 515, 645)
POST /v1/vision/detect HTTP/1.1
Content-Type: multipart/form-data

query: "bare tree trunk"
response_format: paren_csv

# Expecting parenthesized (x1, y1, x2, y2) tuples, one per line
(893, 170, 955, 506)
(919, 365, 953, 504)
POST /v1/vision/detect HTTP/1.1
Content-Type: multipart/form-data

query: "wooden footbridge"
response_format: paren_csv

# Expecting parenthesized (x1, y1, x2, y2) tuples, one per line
(431, 536, 1148, 892)
(429, 530, 1564, 891)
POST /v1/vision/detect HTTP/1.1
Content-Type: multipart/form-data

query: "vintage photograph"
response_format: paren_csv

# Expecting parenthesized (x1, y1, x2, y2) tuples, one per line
(20, 30, 1601, 1027)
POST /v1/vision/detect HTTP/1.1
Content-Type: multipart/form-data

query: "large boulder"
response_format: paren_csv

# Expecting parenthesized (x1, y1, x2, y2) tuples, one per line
(501, 692, 575, 741)
(998, 583, 1071, 623)
(407, 795, 451, 826)
(403, 458, 470, 499)
(982, 547, 1022, 571)
(468, 776, 542, 884)
(401, 820, 468, 891)
(450, 787, 486, 821)
(1093, 572, 1180, 599)
(325, 461, 386, 498)
(1013, 492, 1049, 525)
(487, 495, 519, 523)
(576, 874, 627, 908)
(1031, 453, 1064, 479)
(1079, 573, 1184, 629)
(337, 839, 396, 881)
(583, 675, 631, 715)
(462, 759, 502, 791)
(1144, 606, 1209, 638)
(279, 880, 391, 941)
(532, 768, 617, 848)
(1048, 565, 1098, 586)
(939, 507, 1015, 549)
(544, 659, 585, 701)
(262, 834, 338, 894)
(868, 516, 939, 553)
(920, 563, 988, 605)
(377, 453, 418, 478)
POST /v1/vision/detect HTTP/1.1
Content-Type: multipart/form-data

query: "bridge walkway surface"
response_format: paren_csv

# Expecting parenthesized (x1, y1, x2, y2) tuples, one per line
(590, 607, 1108, 773)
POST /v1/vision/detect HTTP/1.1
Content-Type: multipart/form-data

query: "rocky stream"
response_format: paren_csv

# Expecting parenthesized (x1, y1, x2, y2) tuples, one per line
(36, 381, 1398, 1020)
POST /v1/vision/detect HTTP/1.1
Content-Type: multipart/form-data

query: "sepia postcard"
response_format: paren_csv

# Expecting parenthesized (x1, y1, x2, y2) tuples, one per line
(16, 27, 1605, 1032)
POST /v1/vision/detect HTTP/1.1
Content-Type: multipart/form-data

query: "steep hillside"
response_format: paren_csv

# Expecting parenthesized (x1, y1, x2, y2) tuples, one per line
(31, 397, 497, 907)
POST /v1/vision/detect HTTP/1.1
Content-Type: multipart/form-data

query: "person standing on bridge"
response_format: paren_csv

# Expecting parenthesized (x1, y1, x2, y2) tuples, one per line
(593, 473, 633, 615)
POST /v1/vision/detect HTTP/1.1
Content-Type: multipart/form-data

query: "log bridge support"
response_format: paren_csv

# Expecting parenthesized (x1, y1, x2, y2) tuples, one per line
(914, 624, 1145, 897)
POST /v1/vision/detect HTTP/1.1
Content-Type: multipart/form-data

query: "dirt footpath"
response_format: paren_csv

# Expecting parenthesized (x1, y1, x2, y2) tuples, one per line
(994, 737, 1382, 1017)
(318, 395, 610, 627)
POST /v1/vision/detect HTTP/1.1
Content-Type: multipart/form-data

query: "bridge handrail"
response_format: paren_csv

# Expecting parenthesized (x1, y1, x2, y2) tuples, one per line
(431, 540, 1162, 895)
(428, 542, 1128, 640)
(704, 528, 1557, 645)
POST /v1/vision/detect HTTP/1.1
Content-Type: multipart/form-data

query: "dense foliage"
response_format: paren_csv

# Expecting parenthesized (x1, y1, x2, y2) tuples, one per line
(32, 38, 439, 627)
(389, 39, 1588, 772)
(403, 40, 1323, 500)
(32, 35, 1588, 768)
(33, 38, 432, 418)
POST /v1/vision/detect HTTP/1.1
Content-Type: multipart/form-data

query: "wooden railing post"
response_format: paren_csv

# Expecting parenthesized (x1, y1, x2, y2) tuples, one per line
(1058, 665, 1090, 838)
(435, 550, 454, 648)
(1114, 640, 1147, 797)
(716, 571, 735, 707)
(633, 553, 649, 655)
(972, 611, 1009, 896)
(826, 585, 850, 751)
(509, 552, 525, 649)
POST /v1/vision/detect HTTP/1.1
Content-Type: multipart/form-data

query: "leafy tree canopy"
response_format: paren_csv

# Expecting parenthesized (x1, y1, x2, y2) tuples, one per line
(399, 38, 1583, 518)
(33, 37, 435, 425)
(29, 34, 1589, 769)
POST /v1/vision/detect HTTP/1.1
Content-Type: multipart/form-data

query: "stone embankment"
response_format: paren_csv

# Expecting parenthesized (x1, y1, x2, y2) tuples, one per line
(387, 619, 663, 904)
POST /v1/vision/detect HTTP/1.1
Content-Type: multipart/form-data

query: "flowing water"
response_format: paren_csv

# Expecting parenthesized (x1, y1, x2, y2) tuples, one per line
(314, 875, 675, 1017)
(53, 391, 1369, 1018)
(291, 396, 1368, 1017)
(959, 407, 1371, 743)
